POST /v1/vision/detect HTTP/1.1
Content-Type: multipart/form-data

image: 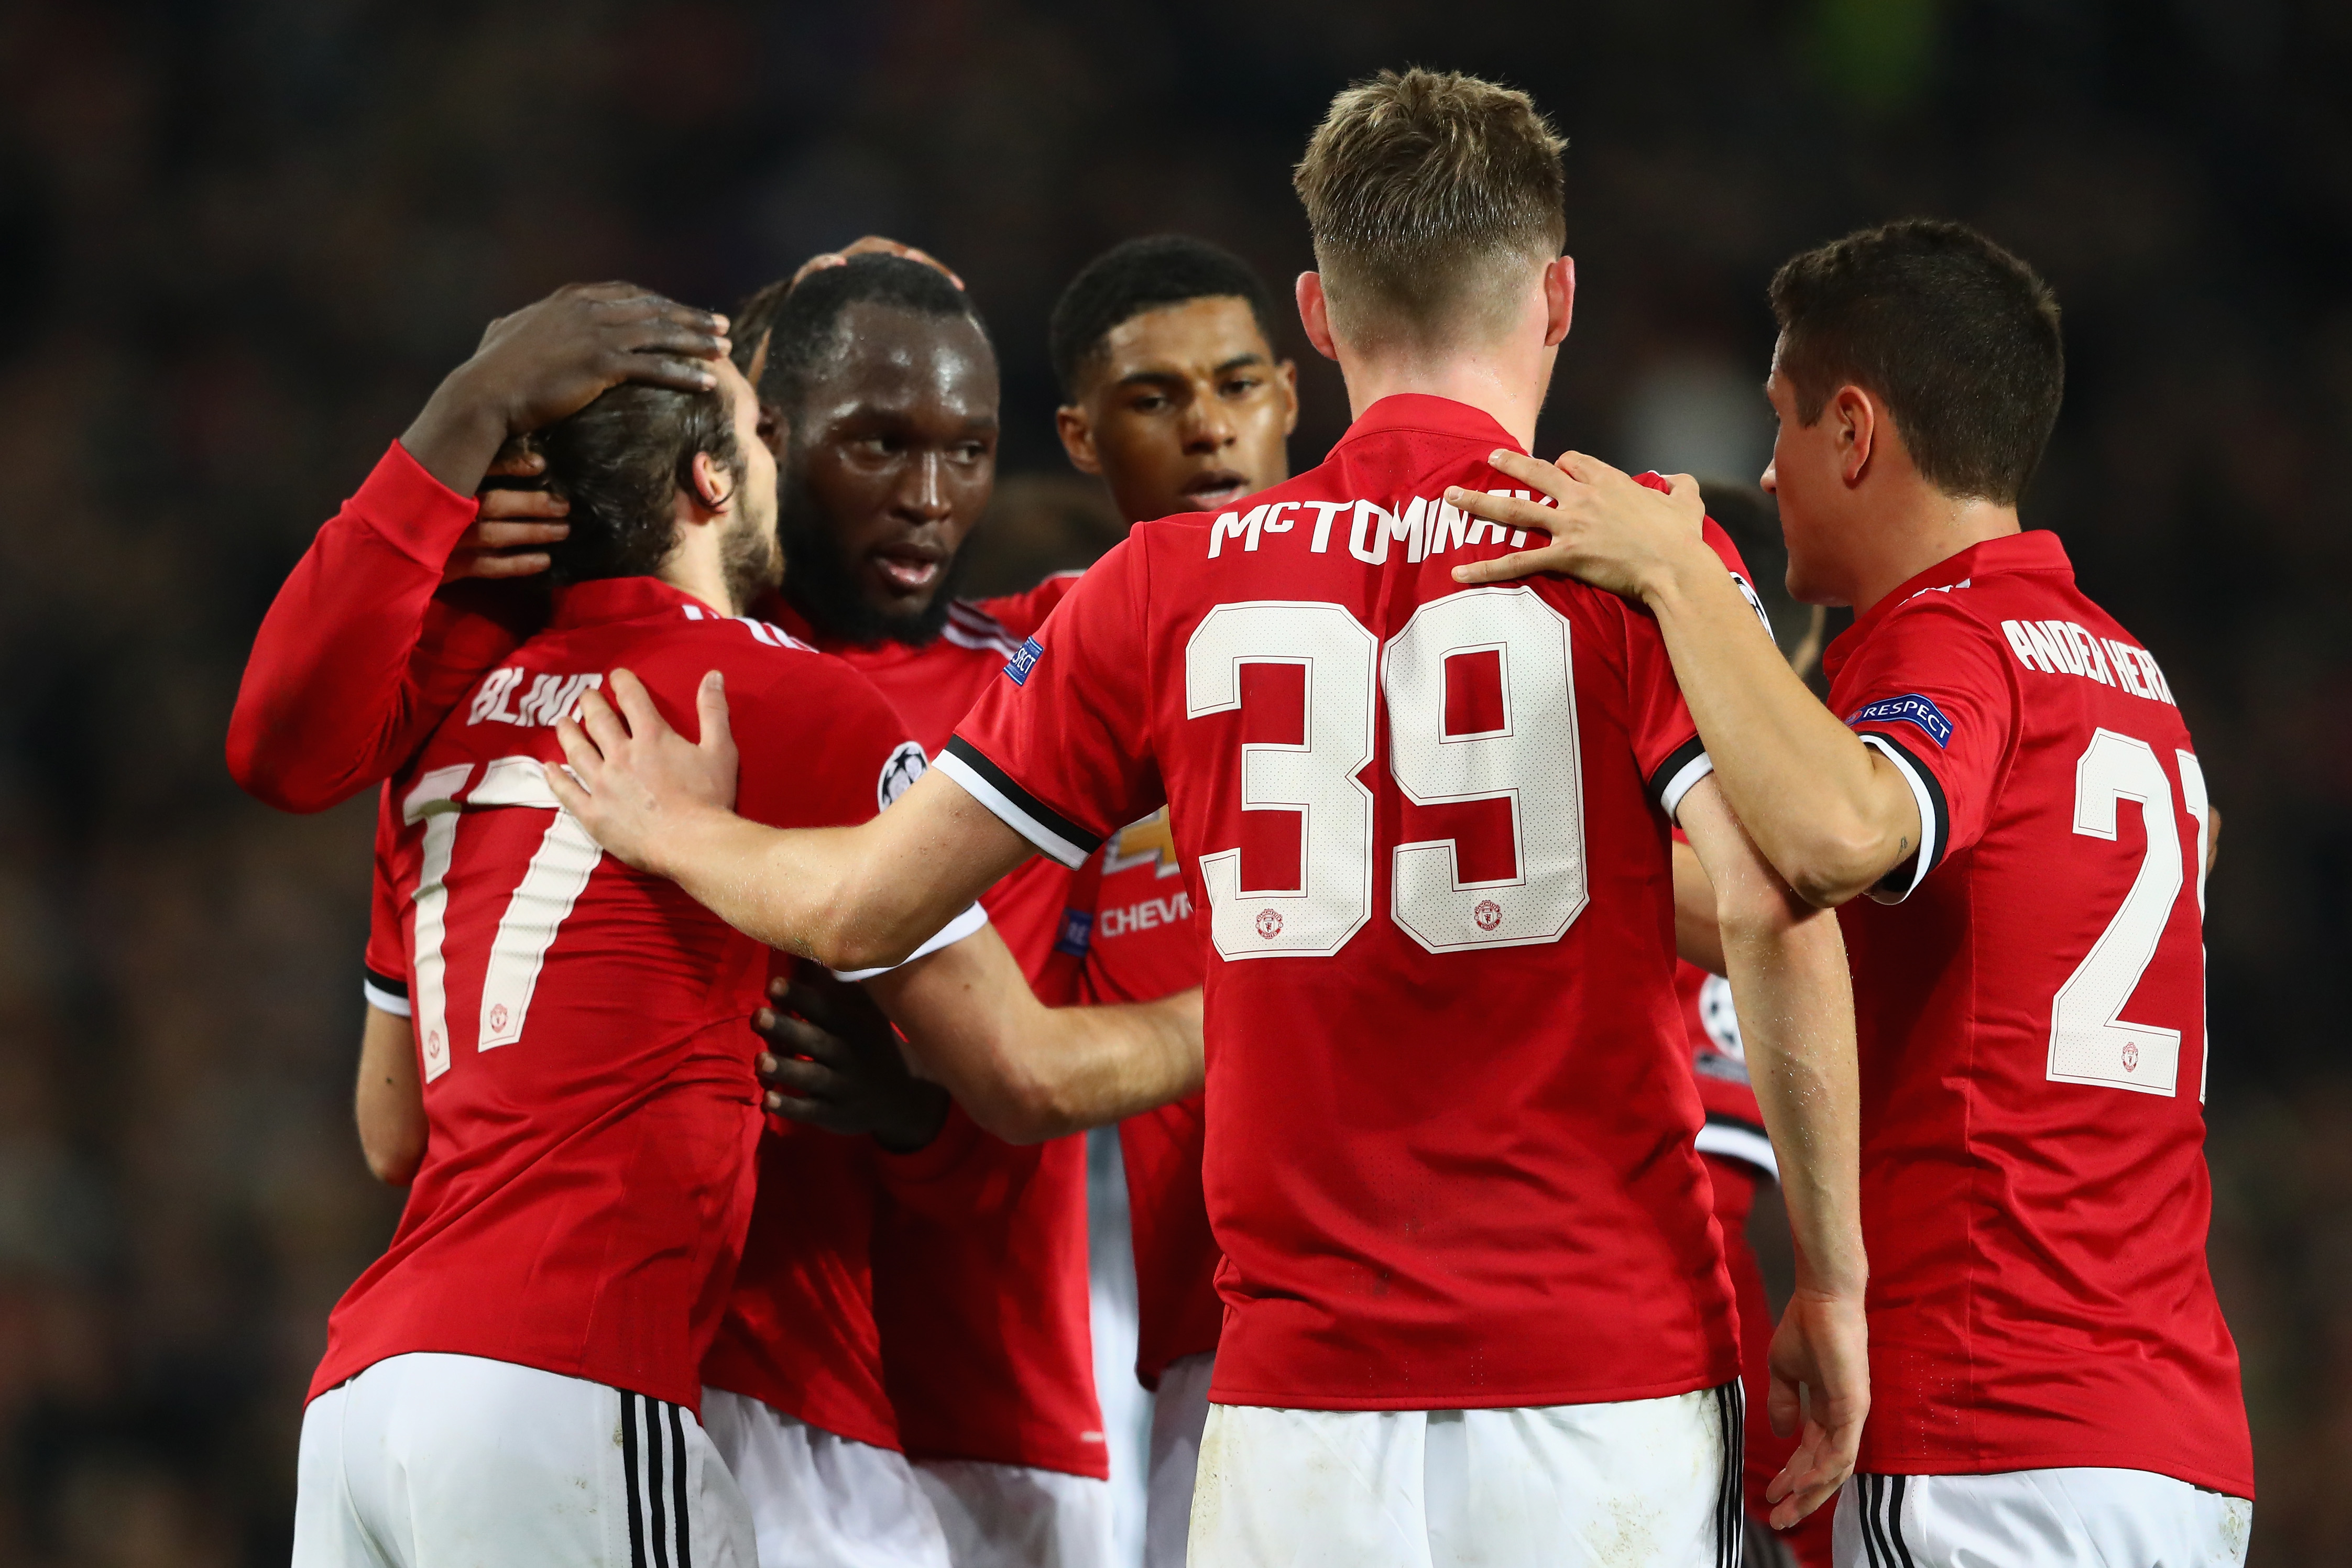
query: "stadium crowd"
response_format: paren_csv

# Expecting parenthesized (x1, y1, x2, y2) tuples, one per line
(0, 2, 2348, 1564)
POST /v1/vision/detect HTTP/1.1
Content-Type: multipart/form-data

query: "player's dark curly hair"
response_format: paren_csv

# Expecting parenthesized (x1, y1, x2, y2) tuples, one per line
(1046, 235, 1281, 400)
(1770, 218, 2064, 507)
(731, 254, 989, 415)
(535, 382, 745, 586)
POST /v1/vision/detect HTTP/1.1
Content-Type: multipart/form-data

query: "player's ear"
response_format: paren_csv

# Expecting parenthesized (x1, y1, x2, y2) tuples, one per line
(1296, 272, 1339, 361)
(1055, 404, 1102, 476)
(1543, 255, 1576, 347)
(1833, 385, 1877, 488)
(688, 450, 735, 517)
(1276, 358, 1300, 436)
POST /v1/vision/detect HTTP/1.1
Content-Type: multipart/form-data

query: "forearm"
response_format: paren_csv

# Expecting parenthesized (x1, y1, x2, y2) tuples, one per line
(1717, 899, 1864, 1300)
(877, 931, 1201, 1144)
(1671, 839, 1725, 975)
(1648, 553, 1912, 905)
(355, 1004, 427, 1186)
(658, 812, 884, 967)
(652, 771, 1032, 972)
(227, 445, 495, 810)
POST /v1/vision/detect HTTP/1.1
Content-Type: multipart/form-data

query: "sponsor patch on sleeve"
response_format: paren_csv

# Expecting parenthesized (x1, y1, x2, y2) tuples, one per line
(1847, 693, 1953, 749)
(877, 741, 928, 810)
(1003, 637, 1043, 686)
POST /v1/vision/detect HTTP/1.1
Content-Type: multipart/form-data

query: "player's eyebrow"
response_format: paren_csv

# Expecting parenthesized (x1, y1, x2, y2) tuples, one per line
(1114, 352, 1271, 390)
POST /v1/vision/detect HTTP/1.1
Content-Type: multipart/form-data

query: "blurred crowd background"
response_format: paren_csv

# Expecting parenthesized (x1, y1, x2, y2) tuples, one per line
(1, 1, 2347, 1562)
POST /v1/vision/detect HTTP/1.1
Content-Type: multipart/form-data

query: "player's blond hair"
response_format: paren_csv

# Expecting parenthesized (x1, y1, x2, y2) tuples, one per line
(1293, 69, 1566, 349)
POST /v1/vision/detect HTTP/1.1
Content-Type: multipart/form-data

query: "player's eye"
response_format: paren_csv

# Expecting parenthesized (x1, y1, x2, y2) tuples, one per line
(1221, 377, 1262, 397)
(1129, 393, 1169, 414)
(950, 442, 989, 464)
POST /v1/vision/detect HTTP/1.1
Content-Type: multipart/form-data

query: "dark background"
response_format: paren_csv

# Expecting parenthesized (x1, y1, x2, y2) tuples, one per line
(2, 1, 2346, 1561)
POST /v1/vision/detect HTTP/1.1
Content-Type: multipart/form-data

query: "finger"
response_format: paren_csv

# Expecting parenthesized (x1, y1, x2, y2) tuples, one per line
(767, 1092, 861, 1135)
(753, 1011, 847, 1068)
(611, 354, 721, 393)
(447, 550, 553, 582)
(586, 289, 728, 336)
(612, 320, 732, 361)
(1662, 471, 1700, 500)
(762, 1055, 844, 1101)
(1443, 484, 1560, 534)
(606, 668, 664, 739)
(695, 670, 731, 754)
(1767, 1365, 1801, 1441)
(485, 444, 546, 478)
(575, 685, 633, 758)
(1449, 549, 1563, 586)
(772, 978, 854, 1037)
(1483, 447, 1579, 504)
(789, 253, 849, 289)
(464, 519, 571, 548)
(475, 489, 571, 523)
(542, 758, 592, 814)
(1554, 449, 1632, 486)
(902, 246, 964, 291)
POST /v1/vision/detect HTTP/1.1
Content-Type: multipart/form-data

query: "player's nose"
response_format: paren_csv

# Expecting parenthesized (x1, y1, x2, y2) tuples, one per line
(894, 452, 953, 520)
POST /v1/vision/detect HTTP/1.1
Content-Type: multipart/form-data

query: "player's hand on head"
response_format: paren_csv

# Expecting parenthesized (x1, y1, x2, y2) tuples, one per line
(442, 444, 572, 581)
(789, 236, 964, 293)
(544, 668, 740, 875)
(465, 281, 732, 439)
(1445, 451, 1710, 605)
(754, 970, 949, 1152)
(1762, 1287, 1870, 1530)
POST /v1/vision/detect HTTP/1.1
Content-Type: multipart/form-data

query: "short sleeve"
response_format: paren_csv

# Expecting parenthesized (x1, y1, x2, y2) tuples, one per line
(937, 539, 1159, 869)
(1830, 597, 2016, 902)
(363, 783, 411, 1015)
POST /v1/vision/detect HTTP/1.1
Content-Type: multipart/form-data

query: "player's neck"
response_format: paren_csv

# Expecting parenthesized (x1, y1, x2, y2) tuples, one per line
(1334, 349, 1546, 452)
(659, 541, 742, 620)
(1847, 487, 2022, 616)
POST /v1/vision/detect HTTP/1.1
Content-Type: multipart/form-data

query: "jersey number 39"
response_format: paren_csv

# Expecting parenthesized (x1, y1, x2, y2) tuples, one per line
(1185, 588, 1588, 961)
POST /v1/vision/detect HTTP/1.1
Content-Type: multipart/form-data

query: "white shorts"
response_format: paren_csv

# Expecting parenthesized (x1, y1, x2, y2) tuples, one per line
(1144, 1351, 1214, 1568)
(1832, 1468, 2252, 1567)
(293, 1352, 753, 1568)
(699, 1388, 949, 1568)
(1189, 1383, 1745, 1568)
(914, 1457, 1115, 1568)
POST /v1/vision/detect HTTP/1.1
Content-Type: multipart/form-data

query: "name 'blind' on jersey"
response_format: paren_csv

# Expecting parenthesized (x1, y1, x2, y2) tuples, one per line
(942, 394, 1755, 1411)
(329, 576, 924, 1414)
(1823, 530, 2251, 1494)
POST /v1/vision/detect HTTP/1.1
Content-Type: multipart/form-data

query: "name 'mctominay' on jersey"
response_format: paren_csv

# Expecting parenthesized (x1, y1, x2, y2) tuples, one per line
(940, 393, 1764, 1413)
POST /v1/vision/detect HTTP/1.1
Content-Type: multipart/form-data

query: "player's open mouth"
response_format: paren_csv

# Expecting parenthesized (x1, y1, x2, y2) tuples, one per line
(1181, 471, 1251, 509)
(872, 549, 944, 593)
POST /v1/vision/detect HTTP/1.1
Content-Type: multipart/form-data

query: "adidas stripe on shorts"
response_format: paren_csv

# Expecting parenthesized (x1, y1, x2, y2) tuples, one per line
(1834, 1467, 2252, 1567)
(293, 1352, 754, 1568)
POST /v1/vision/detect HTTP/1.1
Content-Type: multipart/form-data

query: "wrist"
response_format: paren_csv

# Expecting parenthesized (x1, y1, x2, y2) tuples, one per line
(1634, 533, 1719, 613)
(402, 367, 512, 497)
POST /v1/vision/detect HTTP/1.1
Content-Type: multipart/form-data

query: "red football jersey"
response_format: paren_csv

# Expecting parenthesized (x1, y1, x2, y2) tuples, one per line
(1070, 808, 1223, 1390)
(231, 443, 530, 813)
(943, 394, 1746, 1410)
(1823, 530, 2249, 1493)
(763, 584, 1109, 1477)
(322, 577, 925, 1413)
